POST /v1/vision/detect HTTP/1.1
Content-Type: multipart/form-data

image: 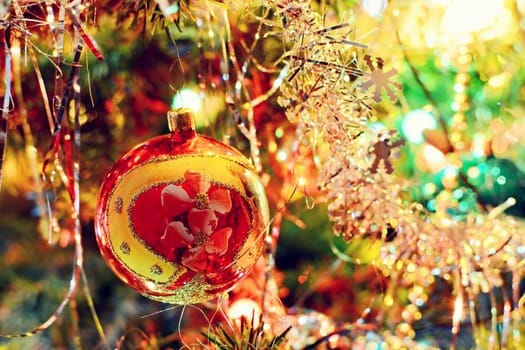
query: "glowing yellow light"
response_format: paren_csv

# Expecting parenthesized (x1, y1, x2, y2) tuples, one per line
(384, 294, 394, 306)
(268, 141, 277, 153)
(467, 166, 480, 179)
(10, 43, 21, 57)
(456, 73, 469, 84)
(172, 88, 202, 113)
(421, 144, 447, 173)
(406, 263, 416, 273)
(276, 150, 287, 162)
(396, 322, 414, 337)
(360, 0, 387, 18)
(442, 0, 505, 36)
(401, 109, 437, 144)
(227, 298, 262, 327)
(488, 72, 510, 88)
(450, 132, 462, 144)
(454, 94, 467, 103)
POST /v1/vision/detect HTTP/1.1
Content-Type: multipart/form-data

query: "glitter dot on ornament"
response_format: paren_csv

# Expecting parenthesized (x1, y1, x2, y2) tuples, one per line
(95, 109, 269, 304)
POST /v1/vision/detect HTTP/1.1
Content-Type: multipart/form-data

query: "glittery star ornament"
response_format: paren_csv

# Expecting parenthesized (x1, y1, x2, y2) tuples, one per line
(95, 109, 269, 304)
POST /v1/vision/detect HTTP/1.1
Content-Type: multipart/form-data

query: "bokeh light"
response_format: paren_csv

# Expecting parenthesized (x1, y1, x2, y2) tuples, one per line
(172, 88, 202, 113)
(401, 110, 437, 144)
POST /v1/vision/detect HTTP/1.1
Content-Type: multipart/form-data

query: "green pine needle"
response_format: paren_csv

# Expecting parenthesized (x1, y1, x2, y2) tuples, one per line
(202, 314, 292, 350)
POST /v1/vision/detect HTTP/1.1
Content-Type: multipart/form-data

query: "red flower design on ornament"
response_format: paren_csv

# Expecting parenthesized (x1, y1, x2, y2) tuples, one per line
(160, 171, 233, 271)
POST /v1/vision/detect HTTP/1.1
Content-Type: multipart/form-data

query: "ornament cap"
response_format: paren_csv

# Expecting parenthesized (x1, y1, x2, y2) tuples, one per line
(167, 108, 196, 142)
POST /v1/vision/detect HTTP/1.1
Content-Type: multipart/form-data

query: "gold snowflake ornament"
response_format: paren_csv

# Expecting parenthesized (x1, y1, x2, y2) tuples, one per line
(360, 55, 401, 102)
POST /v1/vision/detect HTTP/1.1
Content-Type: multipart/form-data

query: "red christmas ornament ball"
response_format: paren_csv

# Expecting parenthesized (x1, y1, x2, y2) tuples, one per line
(95, 109, 269, 304)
